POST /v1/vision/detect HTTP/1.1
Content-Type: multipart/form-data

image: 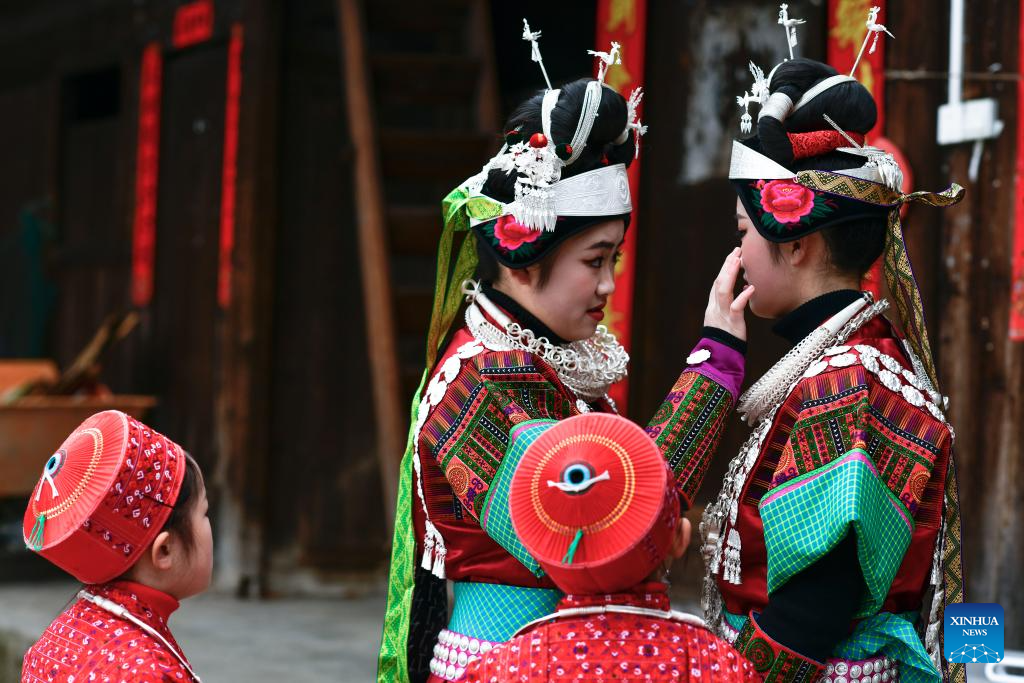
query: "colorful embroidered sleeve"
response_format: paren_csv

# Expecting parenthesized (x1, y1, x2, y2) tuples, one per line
(758, 362, 949, 617)
(423, 349, 576, 573)
(645, 338, 745, 505)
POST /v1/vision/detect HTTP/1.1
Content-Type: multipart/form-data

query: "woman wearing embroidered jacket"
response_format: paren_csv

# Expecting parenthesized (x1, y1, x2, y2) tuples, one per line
(701, 58, 966, 683)
(377, 66, 754, 682)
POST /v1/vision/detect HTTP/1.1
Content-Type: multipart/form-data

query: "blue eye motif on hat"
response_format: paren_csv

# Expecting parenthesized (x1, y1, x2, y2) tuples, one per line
(547, 462, 611, 494)
(37, 449, 66, 501)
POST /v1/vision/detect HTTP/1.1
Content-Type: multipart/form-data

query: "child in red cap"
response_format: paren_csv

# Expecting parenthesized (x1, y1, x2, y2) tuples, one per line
(21, 410, 211, 682)
(461, 413, 758, 683)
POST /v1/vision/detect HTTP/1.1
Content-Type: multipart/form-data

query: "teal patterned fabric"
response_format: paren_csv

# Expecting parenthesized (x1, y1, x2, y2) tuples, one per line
(479, 419, 557, 577)
(833, 612, 940, 683)
(449, 582, 562, 642)
(759, 449, 914, 617)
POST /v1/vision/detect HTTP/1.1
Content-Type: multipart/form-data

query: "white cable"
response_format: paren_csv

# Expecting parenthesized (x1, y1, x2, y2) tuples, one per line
(79, 590, 202, 682)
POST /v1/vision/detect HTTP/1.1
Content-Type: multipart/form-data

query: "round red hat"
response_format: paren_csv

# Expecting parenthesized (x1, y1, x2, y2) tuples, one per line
(23, 410, 188, 584)
(509, 413, 680, 594)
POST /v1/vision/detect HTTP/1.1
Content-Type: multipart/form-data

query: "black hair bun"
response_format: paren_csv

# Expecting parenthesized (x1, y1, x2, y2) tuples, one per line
(481, 78, 635, 202)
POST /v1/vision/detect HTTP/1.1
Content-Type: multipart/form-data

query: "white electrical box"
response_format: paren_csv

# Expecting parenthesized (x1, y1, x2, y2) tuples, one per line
(937, 98, 1004, 145)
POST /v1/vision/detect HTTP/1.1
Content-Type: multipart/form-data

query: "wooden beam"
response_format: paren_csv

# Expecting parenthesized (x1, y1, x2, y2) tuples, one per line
(215, 0, 283, 597)
(335, 0, 402, 533)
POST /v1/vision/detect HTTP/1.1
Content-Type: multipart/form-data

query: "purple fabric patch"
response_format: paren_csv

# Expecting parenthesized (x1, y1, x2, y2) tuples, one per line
(686, 338, 745, 399)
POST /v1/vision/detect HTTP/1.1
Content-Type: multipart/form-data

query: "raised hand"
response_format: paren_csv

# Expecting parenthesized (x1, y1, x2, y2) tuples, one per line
(703, 248, 755, 341)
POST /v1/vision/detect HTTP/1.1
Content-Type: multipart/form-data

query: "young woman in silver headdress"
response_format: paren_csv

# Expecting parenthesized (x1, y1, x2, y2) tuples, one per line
(703, 57, 966, 683)
(377, 52, 756, 683)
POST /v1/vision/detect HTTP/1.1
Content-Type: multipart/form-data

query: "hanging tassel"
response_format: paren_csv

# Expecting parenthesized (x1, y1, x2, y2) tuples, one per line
(562, 529, 584, 565)
(421, 533, 435, 571)
(740, 112, 752, 134)
(724, 528, 742, 585)
(27, 513, 45, 551)
(431, 541, 447, 579)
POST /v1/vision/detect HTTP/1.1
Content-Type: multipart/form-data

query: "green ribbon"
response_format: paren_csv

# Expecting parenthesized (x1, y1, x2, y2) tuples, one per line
(376, 185, 500, 683)
(27, 513, 45, 551)
(562, 529, 584, 565)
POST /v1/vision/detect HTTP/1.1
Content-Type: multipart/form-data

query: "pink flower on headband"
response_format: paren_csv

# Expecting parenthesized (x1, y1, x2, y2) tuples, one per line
(759, 180, 816, 224)
(493, 215, 541, 250)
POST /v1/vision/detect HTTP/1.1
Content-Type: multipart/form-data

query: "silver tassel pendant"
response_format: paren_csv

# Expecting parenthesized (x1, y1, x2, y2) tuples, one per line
(724, 528, 743, 585)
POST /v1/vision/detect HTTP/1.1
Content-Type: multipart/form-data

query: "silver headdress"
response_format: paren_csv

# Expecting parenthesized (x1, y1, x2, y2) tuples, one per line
(458, 30, 643, 232)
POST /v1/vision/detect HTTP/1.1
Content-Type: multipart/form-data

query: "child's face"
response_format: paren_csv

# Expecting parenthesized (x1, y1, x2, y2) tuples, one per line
(175, 485, 213, 600)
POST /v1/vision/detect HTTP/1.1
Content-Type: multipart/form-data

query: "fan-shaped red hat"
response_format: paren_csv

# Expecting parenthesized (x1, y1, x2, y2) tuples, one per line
(509, 413, 680, 594)
(23, 410, 188, 584)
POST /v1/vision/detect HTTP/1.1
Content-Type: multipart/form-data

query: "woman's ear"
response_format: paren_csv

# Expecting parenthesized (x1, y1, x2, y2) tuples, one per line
(149, 530, 174, 571)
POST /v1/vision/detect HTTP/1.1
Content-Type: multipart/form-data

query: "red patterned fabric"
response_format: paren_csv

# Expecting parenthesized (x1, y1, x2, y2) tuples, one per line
(463, 583, 759, 682)
(720, 315, 952, 623)
(732, 610, 825, 683)
(788, 131, 866, 160)
(24, 411, 187, 584)
(21, 580, 194, 682)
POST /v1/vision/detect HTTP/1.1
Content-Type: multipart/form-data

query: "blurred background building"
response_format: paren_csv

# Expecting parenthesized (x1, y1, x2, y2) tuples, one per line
(0, 0, 1020, 667)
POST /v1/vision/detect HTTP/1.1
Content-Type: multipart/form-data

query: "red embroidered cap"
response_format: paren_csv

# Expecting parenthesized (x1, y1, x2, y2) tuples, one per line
(509, 413, 680, 594)
(23, 410, 188, 583)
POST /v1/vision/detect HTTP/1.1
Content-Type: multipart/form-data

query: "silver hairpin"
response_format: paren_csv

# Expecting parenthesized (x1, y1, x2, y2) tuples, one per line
(587, 41, 621, 85)
(522, 19, 553, 90)
(850, 7, 895, 76)
(778, 4, 806, 60)
(822, 114, 863, 148)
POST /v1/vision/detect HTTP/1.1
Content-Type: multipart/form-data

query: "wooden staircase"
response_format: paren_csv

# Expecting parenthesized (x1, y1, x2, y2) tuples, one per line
(336, 0, 499, 522)
(364, 0, 499, 400)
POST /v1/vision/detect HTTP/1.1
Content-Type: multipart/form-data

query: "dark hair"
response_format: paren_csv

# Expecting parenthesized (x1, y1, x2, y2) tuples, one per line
(481, 78, 636, 203)
(760, 59, 885, 276)
(162, 452, 204, 553)
(475, 233, 558, 288)
(475, 78, 635, 286)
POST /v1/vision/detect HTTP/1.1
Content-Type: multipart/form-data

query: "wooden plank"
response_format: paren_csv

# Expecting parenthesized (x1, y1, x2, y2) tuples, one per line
(336, 0, 403, 534)
(889, 0, 1024, 647)
(216, 0, 283, 596)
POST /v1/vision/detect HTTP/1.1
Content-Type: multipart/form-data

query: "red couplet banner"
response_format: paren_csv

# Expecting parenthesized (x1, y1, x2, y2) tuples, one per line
(595, 0, 646, 410)
(1010, 0, 1024, 340)
(131, 43, 162, 308)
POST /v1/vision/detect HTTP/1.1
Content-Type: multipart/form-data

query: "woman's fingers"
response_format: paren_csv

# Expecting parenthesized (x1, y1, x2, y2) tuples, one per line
(731, 284, 755, 313)
(712, 248, 742, 304)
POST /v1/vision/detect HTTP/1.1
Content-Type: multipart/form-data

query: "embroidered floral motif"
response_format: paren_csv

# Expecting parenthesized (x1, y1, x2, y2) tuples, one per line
(493, 215, 541, 250)
(750, 179, 836, 234)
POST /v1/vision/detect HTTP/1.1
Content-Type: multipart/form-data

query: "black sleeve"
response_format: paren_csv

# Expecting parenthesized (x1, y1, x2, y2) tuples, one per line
(755, 532, 865, 662)
(701, 326, 747, 355)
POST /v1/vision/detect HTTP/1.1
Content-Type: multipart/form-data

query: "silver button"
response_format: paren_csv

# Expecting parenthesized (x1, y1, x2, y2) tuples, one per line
(446, 663, 457, 680)
(469, 638, 480, 654)
(828, 664, 835, 675)
(863, 661, 873, 675)
(836, 662, 850, 676)
(851, 665, 863, 678)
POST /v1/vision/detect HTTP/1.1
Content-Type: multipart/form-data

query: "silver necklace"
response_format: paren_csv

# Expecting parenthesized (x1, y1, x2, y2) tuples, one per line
(513, 604, 707, 638)
(462, 281, 628, 400)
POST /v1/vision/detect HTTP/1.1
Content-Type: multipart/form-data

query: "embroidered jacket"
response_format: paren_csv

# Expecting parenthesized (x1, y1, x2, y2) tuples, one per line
(463, 582, 760, 683)
(22, 580, 194, 683)
(413, 302, 745, 589)
(721, 295, 953, 683)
